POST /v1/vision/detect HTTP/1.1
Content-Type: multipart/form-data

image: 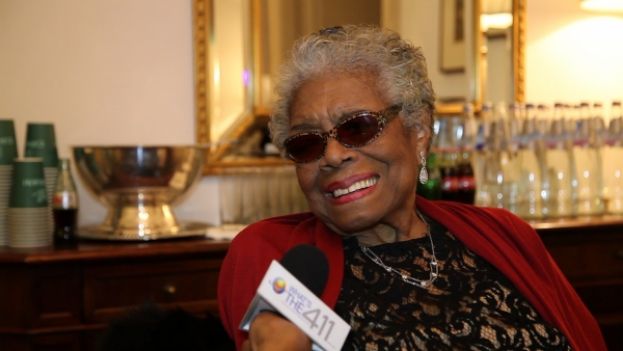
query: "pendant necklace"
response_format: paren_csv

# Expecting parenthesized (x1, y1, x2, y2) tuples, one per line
(358, 212, 438, 289)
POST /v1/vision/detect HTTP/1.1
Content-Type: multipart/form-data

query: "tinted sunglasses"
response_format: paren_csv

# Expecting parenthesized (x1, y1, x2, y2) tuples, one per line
(284, 105, 402, 163)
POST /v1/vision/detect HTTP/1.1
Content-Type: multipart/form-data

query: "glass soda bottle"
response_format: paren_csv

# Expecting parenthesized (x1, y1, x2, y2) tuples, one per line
(604, 101, 623, 214)
(474, 103, 493, 206)
(52, 158, 79, 246)
(572, 102, 605, 216)
(515, 107, 542, 219)
(542, 109, 575, 218)
(437, 117, 461, 202)
(417, 152, 442, 200)
(457, 103, 476, 204)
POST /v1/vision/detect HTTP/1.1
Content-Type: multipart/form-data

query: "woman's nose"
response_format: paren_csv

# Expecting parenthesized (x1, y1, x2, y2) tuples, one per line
(321, 138, 353, 167)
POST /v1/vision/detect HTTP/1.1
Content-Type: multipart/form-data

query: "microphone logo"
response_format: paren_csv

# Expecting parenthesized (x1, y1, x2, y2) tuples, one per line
(272, 277, 286, 294)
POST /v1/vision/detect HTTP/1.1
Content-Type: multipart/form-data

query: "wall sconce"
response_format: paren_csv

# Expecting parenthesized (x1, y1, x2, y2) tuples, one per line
(480, 0, 513, 33)
(480, 12, 513, 32)
(581, 0, 623, 12)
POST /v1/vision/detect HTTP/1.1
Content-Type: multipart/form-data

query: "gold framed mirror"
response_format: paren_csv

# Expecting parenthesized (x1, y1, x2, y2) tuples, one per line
(194, 0, 525, 174)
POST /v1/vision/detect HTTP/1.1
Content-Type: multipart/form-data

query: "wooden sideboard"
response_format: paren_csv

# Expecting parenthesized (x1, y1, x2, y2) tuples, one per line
(0, 216, 622, 350)
(0, 238, 230, 350)
(532, 216, 623, 351)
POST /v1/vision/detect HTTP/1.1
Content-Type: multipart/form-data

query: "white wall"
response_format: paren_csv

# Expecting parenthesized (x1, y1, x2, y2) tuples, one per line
(0, 0, 220, 226)
(526, 0, 623, 109)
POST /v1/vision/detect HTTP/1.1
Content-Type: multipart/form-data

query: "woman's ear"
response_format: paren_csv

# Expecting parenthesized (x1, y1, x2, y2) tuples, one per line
(408, 115, 432, 156)
(416, 129, 431, 154)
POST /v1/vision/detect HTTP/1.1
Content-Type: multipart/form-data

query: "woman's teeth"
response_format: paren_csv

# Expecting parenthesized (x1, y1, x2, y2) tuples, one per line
(332, 177, 378, 198)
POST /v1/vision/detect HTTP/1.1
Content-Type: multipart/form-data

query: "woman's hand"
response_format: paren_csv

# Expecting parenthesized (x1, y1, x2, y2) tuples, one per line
(241, 311, 311, 351)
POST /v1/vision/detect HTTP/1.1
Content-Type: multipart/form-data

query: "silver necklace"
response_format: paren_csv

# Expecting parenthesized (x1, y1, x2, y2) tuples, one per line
(358, 212, 438, 289)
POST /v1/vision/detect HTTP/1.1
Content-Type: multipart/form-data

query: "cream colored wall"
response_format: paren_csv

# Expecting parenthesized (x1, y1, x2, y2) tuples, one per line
(526, 0, 623, 110)
(0, 0, 221, 226)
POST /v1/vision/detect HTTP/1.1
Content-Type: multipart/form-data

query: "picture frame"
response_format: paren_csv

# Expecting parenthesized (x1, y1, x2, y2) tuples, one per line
(440, 0, 466, 73)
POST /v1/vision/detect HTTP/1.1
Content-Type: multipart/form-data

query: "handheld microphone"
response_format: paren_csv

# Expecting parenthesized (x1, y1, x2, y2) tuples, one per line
(279, 244, 329, 296)
(239, 244, 350, 351)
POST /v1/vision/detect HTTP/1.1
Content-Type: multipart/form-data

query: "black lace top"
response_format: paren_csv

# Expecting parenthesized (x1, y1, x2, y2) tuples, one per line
(334, 218, 572, 351)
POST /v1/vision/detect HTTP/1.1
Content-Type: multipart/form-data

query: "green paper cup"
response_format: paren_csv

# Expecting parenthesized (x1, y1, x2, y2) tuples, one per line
(0, 120, 18, 165)
(9, 158, 48, 208)
(24, 123, 58, 167)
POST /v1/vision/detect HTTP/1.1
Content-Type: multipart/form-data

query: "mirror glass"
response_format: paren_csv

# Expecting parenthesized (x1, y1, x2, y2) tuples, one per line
(194, 0, 524, 173)
(253, 0, 382, 115)
(480, 0, 524, 103)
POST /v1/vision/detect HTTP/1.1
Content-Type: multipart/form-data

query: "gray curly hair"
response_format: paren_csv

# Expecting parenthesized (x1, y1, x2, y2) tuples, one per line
(269, 24, 436, 149)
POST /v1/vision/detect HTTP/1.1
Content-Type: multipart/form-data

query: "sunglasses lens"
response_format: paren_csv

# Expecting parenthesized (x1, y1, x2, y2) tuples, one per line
(337, 113, 382, 146)
(284, 133, 326, 163)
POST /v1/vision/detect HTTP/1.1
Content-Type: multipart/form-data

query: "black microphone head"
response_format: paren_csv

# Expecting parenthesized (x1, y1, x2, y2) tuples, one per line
(280, 244, 329, 297)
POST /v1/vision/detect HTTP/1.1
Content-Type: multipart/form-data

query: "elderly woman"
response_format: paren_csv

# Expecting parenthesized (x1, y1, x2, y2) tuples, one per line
(218, 25, 605, 350)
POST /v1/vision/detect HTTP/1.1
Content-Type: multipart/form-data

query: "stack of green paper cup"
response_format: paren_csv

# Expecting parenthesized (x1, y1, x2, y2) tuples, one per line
(24, 123, 58, 234)
(0, 119, 18, 246)
(8, 158, 52, 248)
(24, 123, 59, 201)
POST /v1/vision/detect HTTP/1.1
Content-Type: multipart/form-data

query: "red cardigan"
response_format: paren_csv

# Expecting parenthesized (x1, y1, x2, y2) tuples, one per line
(218, 198, 607, 350)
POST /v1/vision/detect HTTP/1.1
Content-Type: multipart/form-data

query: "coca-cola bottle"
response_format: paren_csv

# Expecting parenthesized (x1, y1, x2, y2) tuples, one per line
(52, 158, 79, 246)
(456, 150, 475, 204)
(437, 117, 460, 202)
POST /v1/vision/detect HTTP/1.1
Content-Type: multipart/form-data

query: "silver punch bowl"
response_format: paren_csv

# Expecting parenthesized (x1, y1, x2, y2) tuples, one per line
(73, 145, 209, 241)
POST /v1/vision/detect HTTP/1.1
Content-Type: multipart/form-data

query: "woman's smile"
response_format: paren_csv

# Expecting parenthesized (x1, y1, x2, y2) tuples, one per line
(326, 175, 380, 203)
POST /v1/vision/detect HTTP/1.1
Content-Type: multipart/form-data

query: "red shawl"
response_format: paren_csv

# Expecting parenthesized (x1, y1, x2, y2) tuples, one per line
(218, 198, 607, 350)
